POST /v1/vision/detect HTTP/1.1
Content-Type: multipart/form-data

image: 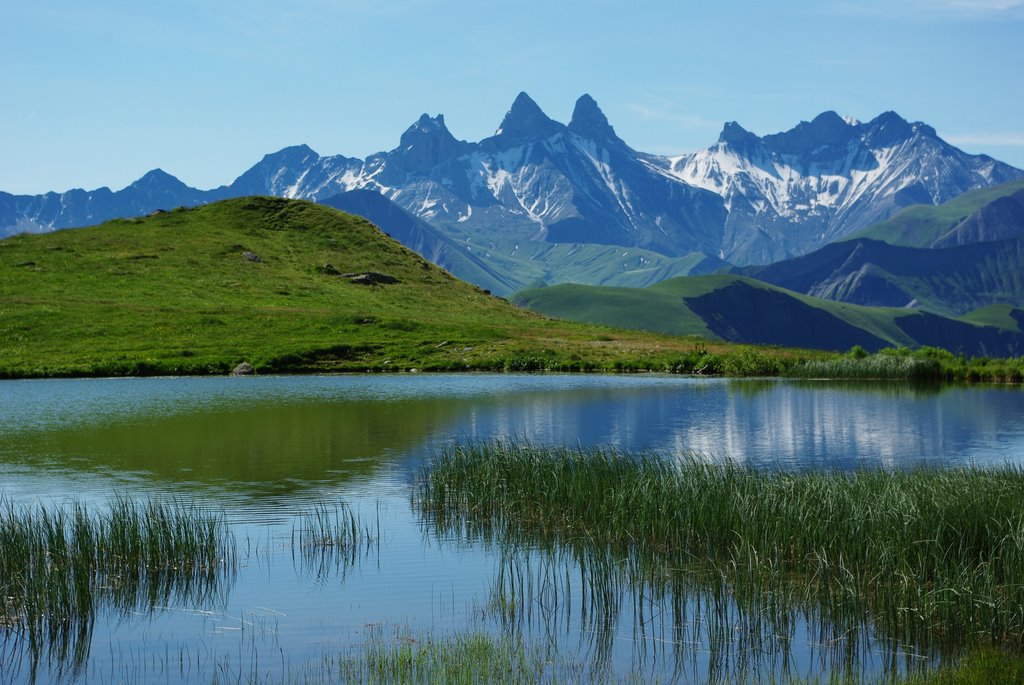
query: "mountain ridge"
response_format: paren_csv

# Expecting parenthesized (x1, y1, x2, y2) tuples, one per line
(3, 94, 1020, 292)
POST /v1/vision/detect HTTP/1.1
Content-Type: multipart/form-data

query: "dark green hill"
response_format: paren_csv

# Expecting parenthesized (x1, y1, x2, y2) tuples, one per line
(0, 197, 749, 377)
(514, 275, 1024, 355)
(736, 237, 1024, 316)
(846, 178, 1024, 248)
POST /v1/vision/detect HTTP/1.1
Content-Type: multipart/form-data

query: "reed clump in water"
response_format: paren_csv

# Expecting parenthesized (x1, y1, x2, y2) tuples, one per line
(791, 353, 943, 380)
(417, 441, 1024, 660)
(292, 501, 378, 580)
(332, 628, 554, 684)
(0, 497, 235, 676)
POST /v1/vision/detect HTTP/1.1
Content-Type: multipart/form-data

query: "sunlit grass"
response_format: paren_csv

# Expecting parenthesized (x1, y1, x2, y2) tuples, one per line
(0, 497, 235, 677)
(417, 441, 1024, 677)
(292, 501, 379, 580)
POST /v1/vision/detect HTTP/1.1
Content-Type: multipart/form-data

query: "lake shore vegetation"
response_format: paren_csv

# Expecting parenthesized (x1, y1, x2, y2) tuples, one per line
(416, 441, 1024, 681)
(2, 198, 1022, 382)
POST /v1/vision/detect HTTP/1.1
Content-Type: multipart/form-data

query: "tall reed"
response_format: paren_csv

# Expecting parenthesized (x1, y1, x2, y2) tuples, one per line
(292, 501, 378, 580)
(416, 441, 1024, 666)
(0, 497, 235, 678)
(791, 354, 943, 380)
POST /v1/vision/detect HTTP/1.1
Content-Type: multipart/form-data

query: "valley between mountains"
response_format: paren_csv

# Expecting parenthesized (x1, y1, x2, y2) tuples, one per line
(3, 93, 1023, 358)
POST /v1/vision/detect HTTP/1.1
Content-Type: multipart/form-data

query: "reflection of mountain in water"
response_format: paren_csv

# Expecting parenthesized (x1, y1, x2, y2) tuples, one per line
(2, 396, 468, 497)
(451, 379, 1020, 470)
(1, 376, 1021, 502)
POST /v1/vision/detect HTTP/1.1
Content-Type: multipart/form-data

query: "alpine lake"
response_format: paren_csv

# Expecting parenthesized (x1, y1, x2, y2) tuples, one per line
(2, 373, 1023, 684)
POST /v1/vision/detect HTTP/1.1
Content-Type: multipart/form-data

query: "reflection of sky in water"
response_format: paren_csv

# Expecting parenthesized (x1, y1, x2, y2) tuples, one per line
(1, 375, 1023, 683)
(3, 375, 1023, 479)
(413, 377, 1022, 470)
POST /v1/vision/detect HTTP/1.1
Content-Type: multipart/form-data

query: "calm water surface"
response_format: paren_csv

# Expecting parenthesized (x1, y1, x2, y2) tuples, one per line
(1, 374, 1022, 683)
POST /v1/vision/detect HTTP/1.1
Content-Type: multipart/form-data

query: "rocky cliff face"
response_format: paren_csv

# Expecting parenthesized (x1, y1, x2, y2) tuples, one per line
(662, 111, 1022, 263)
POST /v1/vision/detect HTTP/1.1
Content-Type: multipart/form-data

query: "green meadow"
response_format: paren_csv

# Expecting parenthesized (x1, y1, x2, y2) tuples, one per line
(0, 197, 810, 378)
(1, 196, 1022, 383)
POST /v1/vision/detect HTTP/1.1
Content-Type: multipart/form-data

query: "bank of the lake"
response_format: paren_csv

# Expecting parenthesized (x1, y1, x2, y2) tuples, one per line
(0, 196, 806, 379)
(3, 196, 1023, 383)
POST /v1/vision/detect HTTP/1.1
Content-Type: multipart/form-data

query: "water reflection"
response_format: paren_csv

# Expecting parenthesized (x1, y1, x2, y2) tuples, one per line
(0, 375, 1022, 683)
(2, 376, 1023, 503)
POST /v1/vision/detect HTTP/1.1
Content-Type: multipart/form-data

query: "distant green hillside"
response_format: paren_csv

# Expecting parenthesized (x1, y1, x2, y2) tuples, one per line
(846, 178, 1024, 248)
(961, 305, 1024, 334)
(432, 238, 728, 296)
(0, 197, 757, 378)
(737, 237, 1024, 317)
(515, 274, 1024, 355)
(319, 191, 727, 296)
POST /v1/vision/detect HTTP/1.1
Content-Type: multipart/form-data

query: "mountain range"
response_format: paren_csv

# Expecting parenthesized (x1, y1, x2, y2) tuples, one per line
(3, 93, 1020, 296)
(736, 178, 1024, 316)
(513, 177, 1024, 354)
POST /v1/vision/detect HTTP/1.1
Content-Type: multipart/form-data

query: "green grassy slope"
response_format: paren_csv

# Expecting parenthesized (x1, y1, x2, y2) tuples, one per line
(443, 240, 727, 295)
(515, 274, 1024, 355)
(846, 178, 1024, 248)
(0, 197, 758, 377)
(513, 282, 715, 338)
(737, 237, 1024, 317)
(961, 305, 1024, 334)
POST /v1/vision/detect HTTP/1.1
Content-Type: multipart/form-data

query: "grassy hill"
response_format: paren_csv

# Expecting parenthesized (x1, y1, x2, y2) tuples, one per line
(736, 237, 1024, 316)
(514, 274, 1024, 356)
(846, 178, 1024, 248)
(0, 197, 790, 378)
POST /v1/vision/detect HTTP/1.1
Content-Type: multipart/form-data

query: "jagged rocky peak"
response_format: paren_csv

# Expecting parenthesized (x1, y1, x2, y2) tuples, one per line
(256, 144, 321, 167)
(717, 121, 760, 151)
(227, 144, 323, 195)
(568, 93, 620, 143)
(395, 113, 466, 172)
(128, 168, 189, 191)
(491, 91, 564, 144)
(762, 110, 860, 156)
(862, 111, 916, 147)
(401, 113, 454, 144)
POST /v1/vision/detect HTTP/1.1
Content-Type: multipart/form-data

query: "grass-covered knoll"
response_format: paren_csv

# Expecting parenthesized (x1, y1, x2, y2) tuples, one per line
(0, 197, 781, 378)
(515, 274, 1024, 356)
(417, 441, 1024, 679)
(846, 178, 1024, 248)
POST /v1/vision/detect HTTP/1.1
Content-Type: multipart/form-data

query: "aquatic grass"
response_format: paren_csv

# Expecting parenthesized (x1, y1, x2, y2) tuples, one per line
(791, 353, 943, 380)
(416, 441, 1024, 667)
(204, 627, 630, 684)
(790, 346, 1024, 383)
(0, 497, 235, 678)
(292, 501, 379, 580)
(896, 647, 1024, 684)
(335, 628, 551, 684)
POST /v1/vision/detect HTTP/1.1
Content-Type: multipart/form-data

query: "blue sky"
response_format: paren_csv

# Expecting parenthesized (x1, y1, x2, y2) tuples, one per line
(2, 0, 1023, 194)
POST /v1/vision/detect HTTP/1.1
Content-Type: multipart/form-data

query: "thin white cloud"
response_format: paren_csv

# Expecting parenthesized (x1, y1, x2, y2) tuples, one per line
(946, 133, 1024, 146)
(824, 0, 1024, 18)
(624, 102, 717, 130)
